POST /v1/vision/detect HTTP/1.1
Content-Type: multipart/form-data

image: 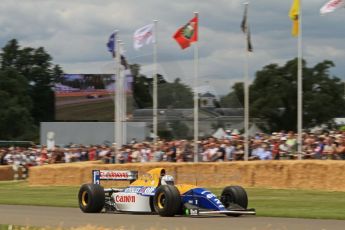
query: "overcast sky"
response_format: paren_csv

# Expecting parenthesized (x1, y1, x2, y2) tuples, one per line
(1, 0, 344, 95)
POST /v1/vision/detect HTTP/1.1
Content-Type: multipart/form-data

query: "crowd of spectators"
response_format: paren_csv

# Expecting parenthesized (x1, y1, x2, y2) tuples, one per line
(1, 130, 345, 168)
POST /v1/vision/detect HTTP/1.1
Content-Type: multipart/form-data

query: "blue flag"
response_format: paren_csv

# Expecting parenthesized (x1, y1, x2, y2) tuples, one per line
(107, 32, 116, 55)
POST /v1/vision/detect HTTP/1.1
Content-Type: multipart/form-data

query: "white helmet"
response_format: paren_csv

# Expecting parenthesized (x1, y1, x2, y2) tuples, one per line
(161, 175, 174, 185)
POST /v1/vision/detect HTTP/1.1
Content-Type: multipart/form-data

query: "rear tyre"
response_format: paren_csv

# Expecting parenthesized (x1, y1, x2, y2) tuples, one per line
(221, 185, 248, 216)
(153, 185, 181, 217)
(78, 183, 105, 213)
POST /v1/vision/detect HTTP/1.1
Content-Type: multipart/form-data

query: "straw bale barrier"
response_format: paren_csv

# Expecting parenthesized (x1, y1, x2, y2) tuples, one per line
(28, 160, 345, 191)
(0, 166, 14, 181)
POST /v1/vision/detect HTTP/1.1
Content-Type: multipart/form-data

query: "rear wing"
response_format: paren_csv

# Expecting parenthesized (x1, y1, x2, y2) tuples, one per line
(92, 170, 138, 184)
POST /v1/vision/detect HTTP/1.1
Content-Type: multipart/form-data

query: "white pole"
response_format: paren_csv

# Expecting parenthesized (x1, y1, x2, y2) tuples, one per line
(193, 12, 199, 162)
(115, 38, 122, 159)
(153, 20, 158, 148)
(113, 31, 118, 151)
(120, 42, 127, 145)
(297, 0, 303, 159)
(243, 2, 250, 161)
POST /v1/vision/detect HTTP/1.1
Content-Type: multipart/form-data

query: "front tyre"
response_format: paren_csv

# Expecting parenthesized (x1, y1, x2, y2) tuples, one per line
(153, 185, 181, 217)
(78, 183, 105, 213)
(221, 185, 248, 216)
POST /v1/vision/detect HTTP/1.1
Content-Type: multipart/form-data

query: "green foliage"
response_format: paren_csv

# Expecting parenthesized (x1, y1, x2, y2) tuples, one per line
(130, 64, 193, 109)
(0, 39, 62, 140)
(222, 58, 345, 132)
(130, 64, 153, 108)
(0, 69, 37, 140)
(158, 78, 193, 108)
(220, 82, 244, 108)
(169, 121, 190, 139)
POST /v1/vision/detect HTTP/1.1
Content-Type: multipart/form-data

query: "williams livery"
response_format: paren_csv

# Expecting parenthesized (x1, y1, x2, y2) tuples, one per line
(78, 168, 256, 217)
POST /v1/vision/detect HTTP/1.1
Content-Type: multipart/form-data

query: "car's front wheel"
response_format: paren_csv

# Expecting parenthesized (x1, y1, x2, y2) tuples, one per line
(153, 185, 181, 217)
(221, 185, 248, 216)
(78, 183, 105, 213)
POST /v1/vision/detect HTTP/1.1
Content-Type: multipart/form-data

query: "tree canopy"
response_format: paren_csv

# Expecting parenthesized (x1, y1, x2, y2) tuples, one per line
(223, 58, 345, 132)
(0, 39, 62, 140)
(130, 64, 193, 109)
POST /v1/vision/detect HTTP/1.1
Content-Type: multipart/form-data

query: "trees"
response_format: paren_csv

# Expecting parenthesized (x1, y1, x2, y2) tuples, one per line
(130, 64, 153, 108)
(220, 82, 244, 108)
(158, 78, 193, 108)
(248, 58, 345, 132)
(0, 68, 36, 140)
(0, 39, 62, 140)
(220, 58, 345, 132)
(130, 64, 193, 109)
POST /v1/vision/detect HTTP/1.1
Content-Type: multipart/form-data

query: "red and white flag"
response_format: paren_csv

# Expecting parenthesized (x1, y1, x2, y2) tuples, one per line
(320, 0, 345, 14)
(133, 24, 155, 50)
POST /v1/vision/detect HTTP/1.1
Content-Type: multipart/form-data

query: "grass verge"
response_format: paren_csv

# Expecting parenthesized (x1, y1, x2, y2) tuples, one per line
(0, 181, 78, 208)
(1, 181, 345, 220)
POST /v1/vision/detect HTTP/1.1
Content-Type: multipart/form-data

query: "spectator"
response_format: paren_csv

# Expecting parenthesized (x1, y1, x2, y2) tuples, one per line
(88, 146, 97, 161)
(233, 144, 244, 161)
(0, 149, 6, 165)
(166, 142, 177, 162)
(323, 137, 337, 160)
(286, 131, 297, 158)
(335, 136, 345, 160)
(224, 140, 236, 161)
(279, 137, 289, 159)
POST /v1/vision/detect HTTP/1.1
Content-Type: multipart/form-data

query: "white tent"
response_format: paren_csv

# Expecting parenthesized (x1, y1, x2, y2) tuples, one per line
(212, 128, 227, 139)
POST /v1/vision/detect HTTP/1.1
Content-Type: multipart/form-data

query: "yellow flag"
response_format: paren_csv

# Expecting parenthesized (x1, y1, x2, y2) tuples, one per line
(289, 0, 299, 37)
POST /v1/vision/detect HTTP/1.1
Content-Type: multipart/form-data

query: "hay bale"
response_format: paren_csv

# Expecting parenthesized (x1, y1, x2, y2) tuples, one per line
(0, 166, 14, 180)
(28, 161, 345, 191)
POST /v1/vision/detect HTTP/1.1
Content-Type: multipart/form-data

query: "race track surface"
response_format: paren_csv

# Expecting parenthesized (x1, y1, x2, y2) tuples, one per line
(0, 205, 344, 230)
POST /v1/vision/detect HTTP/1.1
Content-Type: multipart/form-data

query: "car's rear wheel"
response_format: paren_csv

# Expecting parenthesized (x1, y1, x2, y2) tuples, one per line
(221, 185, 248, 216)
(153, 185, 181, 217)
(78, 183, 105, 213)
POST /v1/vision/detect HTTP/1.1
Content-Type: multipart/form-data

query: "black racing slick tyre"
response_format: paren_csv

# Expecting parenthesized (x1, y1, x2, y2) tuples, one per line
(221, 185, 248, 216)
(78, 183, 105, 213)
(153, 185, 181, 217)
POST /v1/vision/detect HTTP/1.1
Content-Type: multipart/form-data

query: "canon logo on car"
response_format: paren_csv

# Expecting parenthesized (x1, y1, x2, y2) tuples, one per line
(100, 171, 129, 179)
(115, 195, 136, 203)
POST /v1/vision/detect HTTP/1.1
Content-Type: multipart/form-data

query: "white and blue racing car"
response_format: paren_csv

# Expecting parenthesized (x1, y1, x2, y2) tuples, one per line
(78, 167, 256, 217)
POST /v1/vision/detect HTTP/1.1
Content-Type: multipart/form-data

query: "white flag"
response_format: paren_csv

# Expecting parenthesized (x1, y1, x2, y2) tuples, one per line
(320, 0, 345, 14)
(133, 23, 155, 50)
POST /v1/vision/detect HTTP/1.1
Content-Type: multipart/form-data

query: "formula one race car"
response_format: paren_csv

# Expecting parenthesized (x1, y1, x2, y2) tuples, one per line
(78, 168, 256, 217)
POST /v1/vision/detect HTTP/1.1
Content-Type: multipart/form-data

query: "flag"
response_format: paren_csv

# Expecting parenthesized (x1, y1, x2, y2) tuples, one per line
(107, 32, 116, 57)
(320, 0, 345, 14)
(289, 0, 300, 37)
(173, 16, 198, 49)
(241, 4, 253, 52)
(106, 32, 128, 69)
(133, 24, 155, 50)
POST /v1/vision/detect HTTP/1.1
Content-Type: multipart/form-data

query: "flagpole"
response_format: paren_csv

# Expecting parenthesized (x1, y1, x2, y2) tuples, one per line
(193, 11, 199, 162)
(121, 42, 127, 146)
(243, 2, 250, 161)
(112, 31, 117, 152)
(297, 0, 303, 160)
(153, 20, 158, 149)
(115, 38, 122, 160)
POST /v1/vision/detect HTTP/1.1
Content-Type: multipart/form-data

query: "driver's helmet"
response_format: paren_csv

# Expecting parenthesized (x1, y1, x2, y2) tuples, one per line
(161, 175, 175, 185)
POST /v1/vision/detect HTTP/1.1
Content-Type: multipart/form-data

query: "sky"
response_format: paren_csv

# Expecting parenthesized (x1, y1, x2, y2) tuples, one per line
(1, 0, 345, 95)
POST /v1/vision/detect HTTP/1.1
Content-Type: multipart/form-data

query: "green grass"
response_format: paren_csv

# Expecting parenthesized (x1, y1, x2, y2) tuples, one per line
(0, 181, 79, 208)
(213, 187, 345, 220)
(56, 96, 134, 121)
(56, 99, 115, 121)
(1, 181, 345, 220)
